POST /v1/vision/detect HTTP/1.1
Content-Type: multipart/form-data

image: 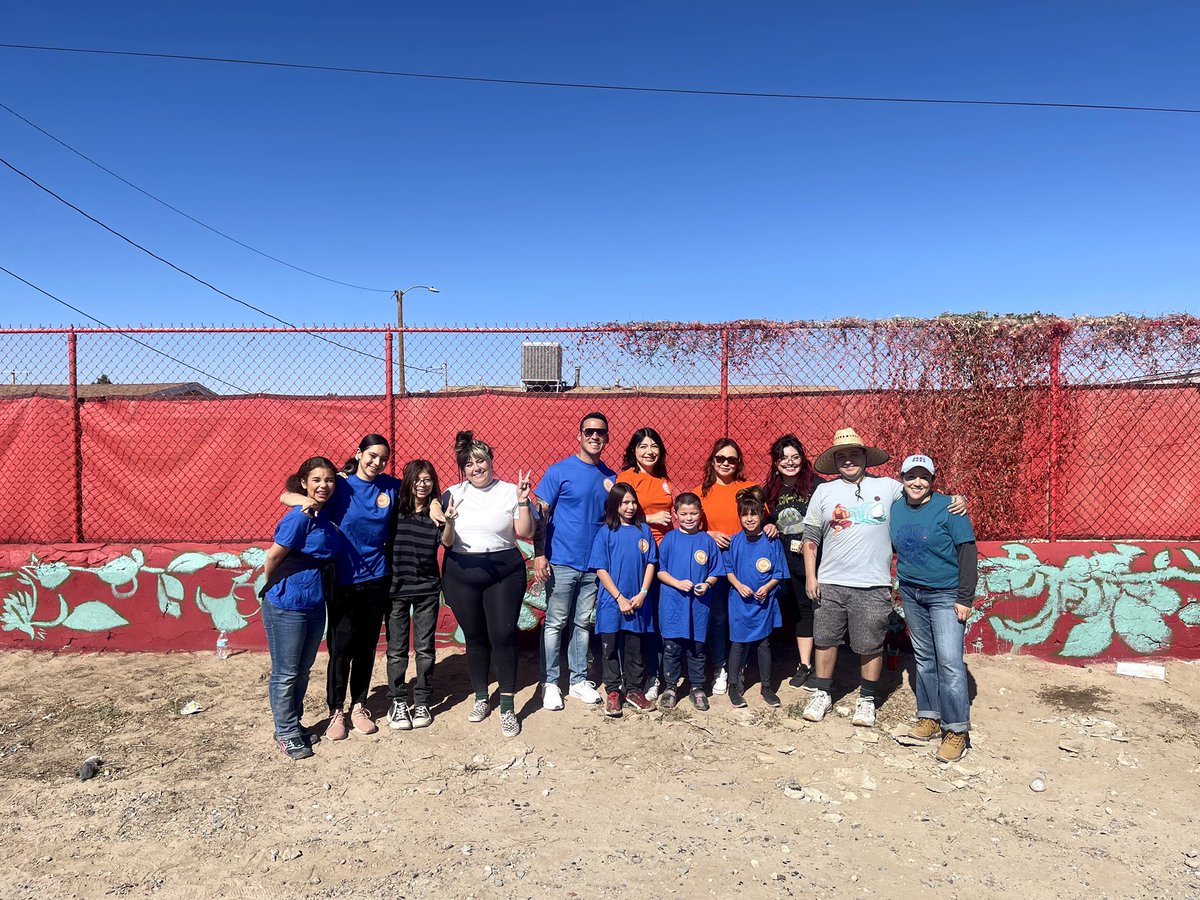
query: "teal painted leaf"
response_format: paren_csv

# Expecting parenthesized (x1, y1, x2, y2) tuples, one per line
(61, 601, 129, 632)
(240, 547, 267, 568)
(1177, 603, 1200, 626)
(197, 591, 250, 632)
(1113, 596, 1171, 654)
(211, 552, 241, 568)
(517, 603, 538, 631)
(157, 574, 183, 618)
(1060, 615, 1115, 657)
(1124, 581, 1182, 615)
(33, 562, 71, 589)
(166, 552, 216, 574)
(95, 554, 140, 587)
(1152, 550, 1170, 570)
(1181, 548, 1200, 568)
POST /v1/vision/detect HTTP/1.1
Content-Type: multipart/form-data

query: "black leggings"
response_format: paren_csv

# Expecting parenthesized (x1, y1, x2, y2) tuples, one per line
(730, 638, 773, 690)
(326, 576, 390, 710)
(782, 553, 814, 638)
(442, 549, 526, 697)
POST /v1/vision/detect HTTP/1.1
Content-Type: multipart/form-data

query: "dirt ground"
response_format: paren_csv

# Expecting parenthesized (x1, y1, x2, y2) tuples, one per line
(0, 643, 1198, 899)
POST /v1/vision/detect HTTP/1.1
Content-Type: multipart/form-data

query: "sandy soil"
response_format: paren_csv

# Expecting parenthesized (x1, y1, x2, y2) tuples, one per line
(0, 644, 1198, 899)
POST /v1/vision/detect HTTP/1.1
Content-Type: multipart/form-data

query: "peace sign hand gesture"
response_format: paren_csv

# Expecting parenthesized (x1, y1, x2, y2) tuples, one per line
(516, 469, 534, 502)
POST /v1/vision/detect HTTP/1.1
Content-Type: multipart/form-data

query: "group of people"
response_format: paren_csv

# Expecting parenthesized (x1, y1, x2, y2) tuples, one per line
(260, 415, 979, 767)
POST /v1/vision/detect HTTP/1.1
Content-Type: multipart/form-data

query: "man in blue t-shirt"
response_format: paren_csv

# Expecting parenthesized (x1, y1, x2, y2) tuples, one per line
(534, 412, 616, 710)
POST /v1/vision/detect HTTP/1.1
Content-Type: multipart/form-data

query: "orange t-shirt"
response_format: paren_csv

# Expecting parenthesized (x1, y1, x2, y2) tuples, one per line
(617, 468, 674, 544)
(692, 479, 757, 536)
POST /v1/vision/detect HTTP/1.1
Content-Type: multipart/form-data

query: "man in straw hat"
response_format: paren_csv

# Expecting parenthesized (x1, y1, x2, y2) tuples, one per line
(800, 428, 965, 727)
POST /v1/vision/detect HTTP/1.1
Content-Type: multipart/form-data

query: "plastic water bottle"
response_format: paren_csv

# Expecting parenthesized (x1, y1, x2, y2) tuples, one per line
(215, 630, 230, 661)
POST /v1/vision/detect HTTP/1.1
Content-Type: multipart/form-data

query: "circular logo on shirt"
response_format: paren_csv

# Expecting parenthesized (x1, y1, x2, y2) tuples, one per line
(603, 478, 614, 492)
(376, 493, 390, 508)
(639, 539, 650, 553)
(755, 557, 771, 573)
(693, 549, 708, 565)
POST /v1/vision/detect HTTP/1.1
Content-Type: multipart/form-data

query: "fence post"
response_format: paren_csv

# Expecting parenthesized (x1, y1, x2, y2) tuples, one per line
(68, 329, 84, 542)
(720, 327, 731, 436)
(1047, 327, 1063, 542)
(385, 330, 396, 476)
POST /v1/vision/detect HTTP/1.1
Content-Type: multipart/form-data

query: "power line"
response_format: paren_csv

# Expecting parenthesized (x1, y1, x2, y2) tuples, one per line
(0, 264, 253, 394)
(0, 100, 389, 294)
(2, 42, 1198, 115)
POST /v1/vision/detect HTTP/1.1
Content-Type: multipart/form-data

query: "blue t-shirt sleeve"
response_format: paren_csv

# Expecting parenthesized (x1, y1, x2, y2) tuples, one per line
(643, 524, 658, 565)
(948, 508, 976, 545)
(769, 538, 787, 580)
(273, 508, 310, 550)
(588, 527, 612, 572)
(536, 465, 563, 508)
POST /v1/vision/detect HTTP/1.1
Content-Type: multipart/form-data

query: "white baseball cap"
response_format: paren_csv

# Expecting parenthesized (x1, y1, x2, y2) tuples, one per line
(900, 454, 935, 476)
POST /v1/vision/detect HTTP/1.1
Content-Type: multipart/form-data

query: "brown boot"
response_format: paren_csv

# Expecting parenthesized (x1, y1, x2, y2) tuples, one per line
(908, 717, 941, 742)
(936, 730, 969, 763)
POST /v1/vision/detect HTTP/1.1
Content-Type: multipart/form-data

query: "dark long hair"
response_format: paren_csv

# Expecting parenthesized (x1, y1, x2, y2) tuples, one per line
(621, 427, 669, 478)
(736, 485, 766, 517)
(763, 434, 819, 505)
(285, 456, 338, 495)
(342, 433, 391, 475)
(399, 459, 440, 516)
(700, 437, 746, 496)
(604, 482, 646, 530)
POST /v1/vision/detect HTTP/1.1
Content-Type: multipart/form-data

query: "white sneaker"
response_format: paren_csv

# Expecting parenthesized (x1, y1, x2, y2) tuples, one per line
(644, 678, 662, 703)
(568, 681, 602, 704)
(712, 668, 728, 695)
(542, 683, 564, 711)
(852, 697, 876, 727)
(802, 689, 832, 722)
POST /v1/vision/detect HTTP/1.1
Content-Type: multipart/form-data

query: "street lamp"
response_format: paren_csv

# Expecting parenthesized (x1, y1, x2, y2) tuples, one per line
(394, 285, 439, 395)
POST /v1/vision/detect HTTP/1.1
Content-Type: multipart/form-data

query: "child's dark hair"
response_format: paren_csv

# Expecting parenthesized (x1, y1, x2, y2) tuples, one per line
(736, 485, 766, 517)
(454, 430, 495, 473)
(286, 456, 338, 495)
(342, 434, 390, 475)
(674, 491, 702, 511)
(621, 427, 668, 478)
(399, 459, 441, 516)
(604, 482, 646, 529)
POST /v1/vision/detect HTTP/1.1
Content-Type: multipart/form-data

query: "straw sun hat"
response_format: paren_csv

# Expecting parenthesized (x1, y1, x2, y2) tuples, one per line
(813, 427, 890, 476)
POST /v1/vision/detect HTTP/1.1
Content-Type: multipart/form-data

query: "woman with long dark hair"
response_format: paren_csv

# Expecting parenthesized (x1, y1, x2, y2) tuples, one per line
(762, 435, 823, 689)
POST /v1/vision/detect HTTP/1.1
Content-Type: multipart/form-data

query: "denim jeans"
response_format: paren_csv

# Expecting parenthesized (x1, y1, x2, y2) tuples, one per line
(262, 600, 326, 741)
(899, 583, 970, 732)
(541, 564, 597, 687)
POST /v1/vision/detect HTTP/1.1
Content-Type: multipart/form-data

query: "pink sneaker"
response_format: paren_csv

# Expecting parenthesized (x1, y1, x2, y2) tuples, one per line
(326, 709, 348, 741)
(351, 703, 378, 735)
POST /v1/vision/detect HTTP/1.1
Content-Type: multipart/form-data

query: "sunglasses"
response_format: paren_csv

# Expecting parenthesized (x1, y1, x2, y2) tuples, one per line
(582, 428, 609, 438)
(713, 454, 739, 465)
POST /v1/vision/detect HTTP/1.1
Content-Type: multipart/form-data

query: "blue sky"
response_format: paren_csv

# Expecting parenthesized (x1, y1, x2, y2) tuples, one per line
(1, 2, 1198, 328)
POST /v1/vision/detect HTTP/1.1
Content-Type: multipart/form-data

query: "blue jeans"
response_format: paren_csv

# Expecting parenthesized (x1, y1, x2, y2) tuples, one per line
(705, 581, 730, 672)
(541, 564, 597, 687)
(899, 583, 970, 732)
(262, 600, 326, 741)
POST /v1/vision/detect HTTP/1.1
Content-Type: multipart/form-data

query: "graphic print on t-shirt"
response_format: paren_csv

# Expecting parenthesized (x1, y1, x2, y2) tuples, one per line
(894, 523, 932, 565)
(830, 497, 890, 533)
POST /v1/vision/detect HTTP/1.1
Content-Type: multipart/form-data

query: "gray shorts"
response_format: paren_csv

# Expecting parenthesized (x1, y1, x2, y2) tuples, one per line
(813, 584, 893, 655)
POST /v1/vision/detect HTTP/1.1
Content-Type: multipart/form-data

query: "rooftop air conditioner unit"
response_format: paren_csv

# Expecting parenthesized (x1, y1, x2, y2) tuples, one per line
(521, 341, 565, 391)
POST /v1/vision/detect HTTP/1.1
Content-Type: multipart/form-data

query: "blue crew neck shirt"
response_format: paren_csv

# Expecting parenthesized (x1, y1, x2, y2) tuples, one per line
(324, 472, 402, 584)
(889, 492, 976, 589)
(536, 454, 616, 570)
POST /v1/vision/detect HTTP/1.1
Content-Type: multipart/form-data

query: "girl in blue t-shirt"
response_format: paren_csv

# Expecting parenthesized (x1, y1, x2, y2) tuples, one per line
(262, 456, 341, 760)
(656, 492, 726, 711)
(589, 483, 658, 718)
(281, 433, 401, 741)
(724, 487, 786, 709)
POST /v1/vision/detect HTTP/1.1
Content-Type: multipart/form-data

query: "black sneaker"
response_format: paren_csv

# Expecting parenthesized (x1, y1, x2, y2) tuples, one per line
(728, 683, 748, 708)
(690, 688, 710, 711)
(761, 687, 782, 708)
(789, 663, 812, 689)
(658, 688, 678, 710)
(278, 736, 314, 760)
(299, 725, 320, 747)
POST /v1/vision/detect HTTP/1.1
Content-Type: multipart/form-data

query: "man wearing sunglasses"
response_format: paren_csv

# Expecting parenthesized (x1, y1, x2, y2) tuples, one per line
(534, 413, 617, 711)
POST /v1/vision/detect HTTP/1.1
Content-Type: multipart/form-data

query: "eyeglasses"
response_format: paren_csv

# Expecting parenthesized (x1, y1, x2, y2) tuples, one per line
(582, 428, 609, 438)
(713, 454, 739, 465)
(413, 478, 434, 485)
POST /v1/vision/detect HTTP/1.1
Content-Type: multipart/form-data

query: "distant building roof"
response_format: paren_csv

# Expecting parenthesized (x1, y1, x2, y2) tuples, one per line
(0, 382, 219, 399)
(433, 383, 839, 396)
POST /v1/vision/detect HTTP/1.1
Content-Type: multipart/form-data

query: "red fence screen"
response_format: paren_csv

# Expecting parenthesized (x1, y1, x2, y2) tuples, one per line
(1, 316, 1197, 543)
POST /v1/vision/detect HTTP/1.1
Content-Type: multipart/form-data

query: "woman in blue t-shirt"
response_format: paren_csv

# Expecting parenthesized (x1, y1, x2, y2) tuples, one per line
(262, 456, 341, 760)
(281, 434, 401, 740)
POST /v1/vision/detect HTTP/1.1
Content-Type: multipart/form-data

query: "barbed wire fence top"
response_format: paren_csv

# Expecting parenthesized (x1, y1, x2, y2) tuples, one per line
(0, 314, 1197, 544)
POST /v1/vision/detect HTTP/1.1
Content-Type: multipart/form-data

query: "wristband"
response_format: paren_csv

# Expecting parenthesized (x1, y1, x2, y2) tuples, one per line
(518, 501, 530, 507)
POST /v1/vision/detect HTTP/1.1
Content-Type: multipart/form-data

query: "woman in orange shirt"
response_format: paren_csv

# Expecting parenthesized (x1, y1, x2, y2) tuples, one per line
(616, 427, 674, 700)
(692, 437, 758, 695)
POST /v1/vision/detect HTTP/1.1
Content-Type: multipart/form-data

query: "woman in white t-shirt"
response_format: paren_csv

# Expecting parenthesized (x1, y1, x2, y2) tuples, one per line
(441, 431, 535, 738)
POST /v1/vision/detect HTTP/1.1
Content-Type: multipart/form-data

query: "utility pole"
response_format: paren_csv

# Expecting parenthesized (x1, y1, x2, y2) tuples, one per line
(394, 286, 439, 397)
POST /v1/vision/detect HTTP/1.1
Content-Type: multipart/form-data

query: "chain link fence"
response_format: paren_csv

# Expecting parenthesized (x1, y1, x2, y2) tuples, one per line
(1, 316, 1197, 544)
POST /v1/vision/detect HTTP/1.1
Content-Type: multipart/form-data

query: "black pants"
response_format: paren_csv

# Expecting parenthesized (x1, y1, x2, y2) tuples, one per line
(326, 576, 389, 710)
(600, 631, 645, 694)
(663, 636, 706, 689)
(442, 549, 525, 697)
(730, 638, 772, 691)
(386, 589, 440, 706)
(783, 552, 815, 638)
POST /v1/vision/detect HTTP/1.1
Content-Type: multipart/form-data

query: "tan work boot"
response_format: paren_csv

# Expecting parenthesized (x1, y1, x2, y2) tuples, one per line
(351, 703, 378, 734)
(936, 730, 968, 763)
(908, 717, 941, 742)
(326, 708, 348, 741)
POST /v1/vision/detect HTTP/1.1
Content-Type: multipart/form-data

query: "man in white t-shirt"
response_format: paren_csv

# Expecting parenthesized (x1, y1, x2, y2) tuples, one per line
(800, 428, 964, 728)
